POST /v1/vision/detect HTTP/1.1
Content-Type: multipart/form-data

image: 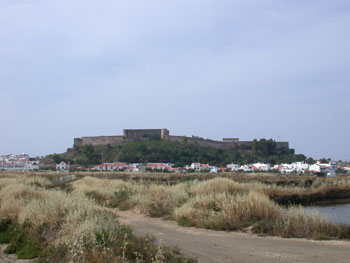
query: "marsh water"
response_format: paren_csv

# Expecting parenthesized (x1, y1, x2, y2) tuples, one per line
(305, 203, 350, 224)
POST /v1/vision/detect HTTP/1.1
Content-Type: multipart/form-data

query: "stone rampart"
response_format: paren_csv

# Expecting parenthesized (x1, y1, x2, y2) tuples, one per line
(276, 141, 289, 150)
(123, 129, 169, 141)
(74, 136, 124, 147)
(168, 136, 255, 150)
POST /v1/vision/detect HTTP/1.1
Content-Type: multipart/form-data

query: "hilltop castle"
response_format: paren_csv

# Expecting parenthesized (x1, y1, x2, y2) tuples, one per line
(72, 129, 289, 151)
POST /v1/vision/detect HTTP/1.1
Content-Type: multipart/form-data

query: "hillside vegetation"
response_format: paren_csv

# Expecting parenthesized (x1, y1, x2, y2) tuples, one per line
(50, 139, 310, 167)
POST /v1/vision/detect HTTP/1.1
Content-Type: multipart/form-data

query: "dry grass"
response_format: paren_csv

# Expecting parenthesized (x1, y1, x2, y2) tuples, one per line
(3, 172, 350, 248)
(71, 176, 350, 240)
(73, 177, 189, 217)
(131, 184, 189, 217)
(0, 174, 196, 263)
(188, 177, 248, 196)
(173, 191, 281, 230)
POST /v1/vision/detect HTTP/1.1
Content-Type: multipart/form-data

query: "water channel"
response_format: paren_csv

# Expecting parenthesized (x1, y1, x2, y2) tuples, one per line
(305, 203, 350, 224)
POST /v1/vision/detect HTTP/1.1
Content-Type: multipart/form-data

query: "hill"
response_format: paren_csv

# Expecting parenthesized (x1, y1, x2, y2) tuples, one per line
(47, 139, 311, 167)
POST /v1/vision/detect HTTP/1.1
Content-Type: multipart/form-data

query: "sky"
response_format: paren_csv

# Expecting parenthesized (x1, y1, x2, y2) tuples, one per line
(0, 0, 349, 161)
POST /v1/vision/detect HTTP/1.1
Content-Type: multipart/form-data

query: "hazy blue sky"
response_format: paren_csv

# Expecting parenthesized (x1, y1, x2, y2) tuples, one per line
(0, 0, 349, 160)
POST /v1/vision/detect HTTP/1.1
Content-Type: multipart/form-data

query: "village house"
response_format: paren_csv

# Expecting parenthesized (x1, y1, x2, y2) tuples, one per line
(309, 161, 338, 177)
(273, 163, 294, 174)
(85, 159, 342, 177)
(291, 162, 309, 173)
(124, 165, 139, 172)
(226, 163, 240, 171)
(25, 161, 40, 170)
(56, 161, 70, 171)
(147, 163, 173, 171)
(252, 163, 270, 171)
(210, 166, 219, 173)
(190, 163, 210, 171)
(94, 162, 141, 172)
(239, 165, 255, 172)
(0, 153, 40, 171)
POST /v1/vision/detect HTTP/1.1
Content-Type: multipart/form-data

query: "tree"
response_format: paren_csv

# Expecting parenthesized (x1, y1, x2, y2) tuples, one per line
(80, 144, 101, 165)
(252, 139, 258, 152)
(320, 158, 329, 164)
(52, 154, 64, 164)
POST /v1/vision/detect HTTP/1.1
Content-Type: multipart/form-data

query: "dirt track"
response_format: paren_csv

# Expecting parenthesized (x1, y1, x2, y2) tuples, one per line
(117, 210, 350, 263)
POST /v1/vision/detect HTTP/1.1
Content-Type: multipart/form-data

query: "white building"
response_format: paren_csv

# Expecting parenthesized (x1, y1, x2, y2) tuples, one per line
(309, 161, 338, 177)
(124, 165, 139, 172)
(147, 163, 173, 171)
(0, 154, 40, 171)
(190, 163, 201, 170)
(279, 168, 295, 174)
(239, 165, 254, 172)
(291, 162, 309, 173)
(227, 163, 240, 171)
(56, 162, 70, 171)
(210, 166, 219, 173)
(94, 162, 127, 171)
(190, 163, 210, 171)
(25, 161, 40, 170)
(252, 163, 271, 172)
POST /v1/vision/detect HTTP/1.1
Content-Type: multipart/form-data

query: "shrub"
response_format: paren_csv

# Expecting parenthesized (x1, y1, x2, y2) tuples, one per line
(131, 184, 188, 217)
(0, 219, 14, 243)
(113, 189, 133, 210)
(174, 191, 281, 230)
(2, 222, 41, 259)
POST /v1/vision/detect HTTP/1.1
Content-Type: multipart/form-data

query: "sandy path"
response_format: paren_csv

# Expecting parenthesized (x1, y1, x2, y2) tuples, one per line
(116, 210, 350, 263)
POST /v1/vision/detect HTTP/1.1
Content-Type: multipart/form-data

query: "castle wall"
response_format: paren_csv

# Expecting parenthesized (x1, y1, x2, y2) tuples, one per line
(276, 142, 289, 149)
(168, 136, 288, 151)
(72, 129, 289, 151)
(168, 136, 254, 150)
(123, 129, 168, 141)
(74, 136, 124, 147)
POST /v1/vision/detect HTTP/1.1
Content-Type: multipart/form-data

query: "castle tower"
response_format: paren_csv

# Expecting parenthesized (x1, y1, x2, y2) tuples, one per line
(161, 129, 169, 140)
